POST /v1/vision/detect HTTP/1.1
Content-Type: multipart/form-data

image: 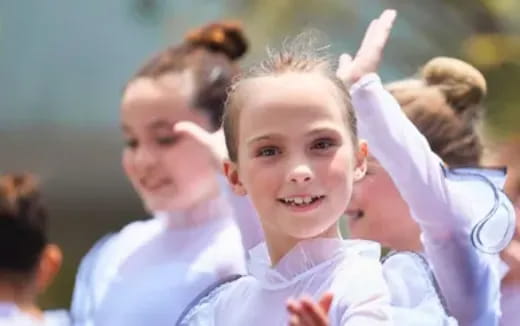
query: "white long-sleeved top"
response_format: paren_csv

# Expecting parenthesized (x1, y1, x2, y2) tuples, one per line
(69, 185, 246, 326)
(350, 73, 515, 326)
(178, 238, 392, 326)
(0, 303, 69, 326)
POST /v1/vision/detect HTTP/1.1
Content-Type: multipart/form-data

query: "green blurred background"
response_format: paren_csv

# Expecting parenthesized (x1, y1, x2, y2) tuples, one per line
(0, 0, 518, 309)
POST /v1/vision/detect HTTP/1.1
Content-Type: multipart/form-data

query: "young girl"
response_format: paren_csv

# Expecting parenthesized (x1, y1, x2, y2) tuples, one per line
(0, 173, 67, 326)
(178, 14, 395, 326)
(69, 21, 263, 326)
(491, 140, 520, 326)
(288, 10, 515, 326)
(345, 58, 514, 326)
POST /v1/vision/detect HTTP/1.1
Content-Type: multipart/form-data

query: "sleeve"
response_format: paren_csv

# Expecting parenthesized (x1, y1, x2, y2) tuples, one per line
(69, 234, 114, 326)
(382, 252, 458, 326)
(350, 74, 503, 326)
(333, 256, 393, 326)
(219, 177, 264, 251)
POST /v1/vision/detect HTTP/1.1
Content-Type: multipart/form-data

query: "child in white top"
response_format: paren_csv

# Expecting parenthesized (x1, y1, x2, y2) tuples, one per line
(69, 21, 263, 326)
(289, 9, 514, 326)
(0, 173, 67, 326)
(178, 14, 394, 326)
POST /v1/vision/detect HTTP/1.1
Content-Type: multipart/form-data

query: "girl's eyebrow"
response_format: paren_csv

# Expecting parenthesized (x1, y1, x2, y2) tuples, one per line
(148, 119, 174, 131)
(247, 133, 283, 145)
(305, 127, 338, 137)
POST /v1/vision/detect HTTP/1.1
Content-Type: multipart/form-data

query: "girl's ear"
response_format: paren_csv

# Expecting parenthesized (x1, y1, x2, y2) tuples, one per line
(223, 159, 247, 196)
(35, 244, 62, 294)
(354, 140, 368, 182)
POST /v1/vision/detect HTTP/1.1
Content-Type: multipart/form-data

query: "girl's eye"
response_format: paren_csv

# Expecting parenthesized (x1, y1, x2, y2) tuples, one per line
(125, 139, 138, 149)
(257, 147, 280, 157)
(156, 135, 180, 147)
(311, 138, 336, 150)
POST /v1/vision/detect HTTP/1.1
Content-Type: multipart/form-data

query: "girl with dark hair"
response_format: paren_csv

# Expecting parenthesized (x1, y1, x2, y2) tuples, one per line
(0, 173, 65, 325)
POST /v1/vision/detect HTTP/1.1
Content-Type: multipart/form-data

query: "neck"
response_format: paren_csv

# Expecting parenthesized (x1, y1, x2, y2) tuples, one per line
(0, 281, 42, 320)
(263, 222, 341, 266)
(156, 186, 230, 229)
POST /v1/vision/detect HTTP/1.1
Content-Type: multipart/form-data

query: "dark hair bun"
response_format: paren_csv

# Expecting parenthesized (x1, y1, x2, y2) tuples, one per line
(421, 57, 487, 115)
(0, 173, 47, 272)
(185, 20, 248, 61)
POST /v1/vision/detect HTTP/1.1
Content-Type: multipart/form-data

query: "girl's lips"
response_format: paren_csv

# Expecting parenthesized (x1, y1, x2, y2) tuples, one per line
(278, 196, 326, 213)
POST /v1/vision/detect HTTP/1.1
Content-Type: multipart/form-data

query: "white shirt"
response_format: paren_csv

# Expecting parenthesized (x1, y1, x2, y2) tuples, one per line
(0, 303, 40, 326)
(382, 252, 458, 325)
(70, 189, 246, 326)
(179, 238, 392, 326)
(500, 284, 520, 326)
(0, 303, 68, 326)
(351, 73, 515, 326)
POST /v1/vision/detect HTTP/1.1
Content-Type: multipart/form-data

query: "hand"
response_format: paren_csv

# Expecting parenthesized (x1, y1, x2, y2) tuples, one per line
(502, 239, 520, 284)
(286, 293, 334, 326)
(173, 121, 228, 170)
(336, 9, 397, 88)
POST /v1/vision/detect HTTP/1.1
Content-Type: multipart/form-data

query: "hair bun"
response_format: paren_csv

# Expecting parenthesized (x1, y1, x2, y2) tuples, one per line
(421, 57, 487, 115)
(185, 20, 248, 61)
(0, 173, 41, 220)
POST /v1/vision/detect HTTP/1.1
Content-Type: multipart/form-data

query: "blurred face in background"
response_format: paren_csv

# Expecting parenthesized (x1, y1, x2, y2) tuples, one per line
(347, 153, 423, 251)
(121, 73, 219, 212)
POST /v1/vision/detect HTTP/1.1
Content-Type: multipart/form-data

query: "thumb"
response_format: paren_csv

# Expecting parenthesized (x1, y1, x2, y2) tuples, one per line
(336, 53, 354, 87)
(173, 121, 213, 148)
(319, 293, 334, 313)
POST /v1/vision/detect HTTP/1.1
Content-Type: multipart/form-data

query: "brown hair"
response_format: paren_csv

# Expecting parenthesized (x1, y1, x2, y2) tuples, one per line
(223, 34, 357, 162)
(386, 57, 487, 167)
(127, 21, 248, 130)
(0, 173, 47, 274)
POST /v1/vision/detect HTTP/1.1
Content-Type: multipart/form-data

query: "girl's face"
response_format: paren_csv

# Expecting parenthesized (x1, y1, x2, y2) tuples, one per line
(226, 73, 365, 243)
(347, 154, 422, 251)
(121, 75, 219, 212)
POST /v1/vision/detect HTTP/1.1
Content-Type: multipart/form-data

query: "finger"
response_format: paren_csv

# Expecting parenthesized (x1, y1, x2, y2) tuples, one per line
(371, 10, 397, 52)
(379, 9, 397, 30)
(287, 300, 303, 315)
(319, 293, 334, 313)
(288, 299, 315, 326)
(301, 298, 329, 325)
(173, 121, 212, 147)
(356, 19, 380, 57)
(289, 314, 301, 326)
(336, 53, 353, 81)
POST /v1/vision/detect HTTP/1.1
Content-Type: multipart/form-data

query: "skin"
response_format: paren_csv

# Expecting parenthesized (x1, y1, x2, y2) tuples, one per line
(224, 72, 366, 265)
(121, 73, 221, 214)
(347, 154, 423, 252)
(286, 9, 397, 325)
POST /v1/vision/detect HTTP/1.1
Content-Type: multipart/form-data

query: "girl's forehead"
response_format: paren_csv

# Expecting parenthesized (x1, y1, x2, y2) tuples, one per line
(122, 72, 194, 107)
(238, 72, 343, 114)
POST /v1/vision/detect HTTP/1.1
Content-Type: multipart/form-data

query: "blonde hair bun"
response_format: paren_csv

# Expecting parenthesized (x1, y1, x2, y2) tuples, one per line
(421, 57, 487, 114)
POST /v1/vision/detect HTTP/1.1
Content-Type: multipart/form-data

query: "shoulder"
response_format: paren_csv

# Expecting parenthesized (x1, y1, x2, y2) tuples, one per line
(332, 240, 388, 303)
(177, 274, 248, 326)
(75, 217, 154, 279)
(444, 167, 515, 253)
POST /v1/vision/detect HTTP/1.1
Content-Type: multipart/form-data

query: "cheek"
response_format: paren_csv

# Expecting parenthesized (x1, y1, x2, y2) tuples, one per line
(361, 172, 408, 224)
(242, 160, 278, 195)
(163, 141, 215, 180)
(325, 148, 355, 198)
(122, 150, 137, 181)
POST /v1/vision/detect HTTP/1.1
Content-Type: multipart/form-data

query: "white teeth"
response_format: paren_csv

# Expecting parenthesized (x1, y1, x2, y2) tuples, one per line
(280, 195, 323, 206)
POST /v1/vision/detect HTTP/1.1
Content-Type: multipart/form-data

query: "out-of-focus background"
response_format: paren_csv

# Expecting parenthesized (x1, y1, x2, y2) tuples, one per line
(1, 0, 518, 308)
